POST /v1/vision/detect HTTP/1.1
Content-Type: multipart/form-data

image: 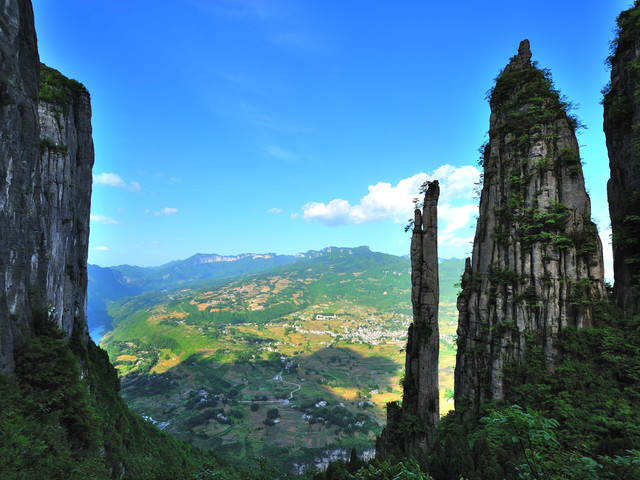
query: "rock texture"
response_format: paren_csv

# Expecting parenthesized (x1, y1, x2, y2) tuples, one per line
(0, 1, 94, 371)
(400, 181, 440, 451)
(454, 40, 606, 418)
(603, 3, 640, 317)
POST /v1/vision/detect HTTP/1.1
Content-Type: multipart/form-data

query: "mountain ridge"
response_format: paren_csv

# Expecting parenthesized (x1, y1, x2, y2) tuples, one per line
(88, 246, 456, 337)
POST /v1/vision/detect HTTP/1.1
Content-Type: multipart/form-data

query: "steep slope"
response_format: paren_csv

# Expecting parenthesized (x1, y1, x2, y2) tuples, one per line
(87, 264, 143, 337)
(87, 253, 297, 335)
(454, 40, 606, 418)
(100, 246, 415, 471)
(603, 1, 640, 317)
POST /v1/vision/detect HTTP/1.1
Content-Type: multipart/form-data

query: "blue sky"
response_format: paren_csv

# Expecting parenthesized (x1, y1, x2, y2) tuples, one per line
(33, 1, 630, 273)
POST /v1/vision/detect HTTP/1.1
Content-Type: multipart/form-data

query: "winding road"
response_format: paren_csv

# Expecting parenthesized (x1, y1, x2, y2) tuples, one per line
(238, 370, 302, 404)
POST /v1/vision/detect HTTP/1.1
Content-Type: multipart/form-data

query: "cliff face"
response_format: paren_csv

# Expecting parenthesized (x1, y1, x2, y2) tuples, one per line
(0, 1, 93, 371)
(36, 65, 94, 341)
(454, 41, 606, 418)
(400, 181, 440, 451)
(603, 2, 640, 317)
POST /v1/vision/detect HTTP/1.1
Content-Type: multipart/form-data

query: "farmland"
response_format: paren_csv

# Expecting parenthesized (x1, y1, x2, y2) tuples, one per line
(99, 248, 464, 472)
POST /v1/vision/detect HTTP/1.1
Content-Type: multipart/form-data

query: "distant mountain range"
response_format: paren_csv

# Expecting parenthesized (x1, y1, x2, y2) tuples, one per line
(88, 247, 465, 338)
(88, 251, 299, 336)
(87, 246, 463, 338)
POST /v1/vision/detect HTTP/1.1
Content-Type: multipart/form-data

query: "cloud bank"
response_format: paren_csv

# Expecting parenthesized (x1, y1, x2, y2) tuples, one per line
(301, 164, 479, 222)
(300, 164, 480, 257)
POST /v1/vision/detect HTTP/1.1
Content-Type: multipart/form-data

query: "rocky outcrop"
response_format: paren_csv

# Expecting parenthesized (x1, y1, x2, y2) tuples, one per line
(400, 181, 440, 451)
(454, 40, 606, 418)
(0, 1, 94, 371)
(603, 3, 640, 317)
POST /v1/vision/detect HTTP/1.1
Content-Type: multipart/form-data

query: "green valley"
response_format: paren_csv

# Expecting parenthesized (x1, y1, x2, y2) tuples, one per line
(97, 247, 464, 473)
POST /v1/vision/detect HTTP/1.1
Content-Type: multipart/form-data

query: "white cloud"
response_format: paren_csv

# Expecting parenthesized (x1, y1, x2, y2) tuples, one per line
(266, 207, 283, 214)
(302, 198, 354, 225)
(431, 165, 481, 203)
(93, 246, 110, 251)
(90, 214, 117, 225)
(299, 165, 481, 259)
(439, 233, 475, 251)
(301, 165, 480, 226)
(154, 207, 178, 216)
(94, 172, 142, 191)
(439, 204, 479, 235)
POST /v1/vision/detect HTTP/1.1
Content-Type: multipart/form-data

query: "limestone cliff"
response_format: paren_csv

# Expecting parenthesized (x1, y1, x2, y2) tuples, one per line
(0, 0, 93, 371)
(603, 2, 640, 317)
(454, 40, 606, 418)
(400, 181, 440, 451)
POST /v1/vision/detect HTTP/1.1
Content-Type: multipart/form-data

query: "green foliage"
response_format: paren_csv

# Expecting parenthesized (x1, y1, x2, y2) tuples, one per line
(487, 61, 582, 149)
(482, 405, 560, 479)
(0, 318, 259, 480)
(366, 304, 640, 480)
(314, 456, 430, 480)
(39, 63, 86, 108)
(39, 136, 68, 156)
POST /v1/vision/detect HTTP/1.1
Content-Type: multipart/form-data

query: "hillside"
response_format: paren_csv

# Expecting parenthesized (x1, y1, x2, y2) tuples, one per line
(87, 252, 298, 337)
(99, 247, 464, 473)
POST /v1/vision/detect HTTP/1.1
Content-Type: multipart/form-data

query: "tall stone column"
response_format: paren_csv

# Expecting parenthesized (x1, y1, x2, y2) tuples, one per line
(401, 180, 440, 451)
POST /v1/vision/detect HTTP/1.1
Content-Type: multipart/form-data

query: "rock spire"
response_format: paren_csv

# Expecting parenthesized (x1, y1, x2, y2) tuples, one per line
(454, 40, 606, 418)
(401, 180, 440, 451)
(603, 3, 640, 317)
(378, 180, 440, 455)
